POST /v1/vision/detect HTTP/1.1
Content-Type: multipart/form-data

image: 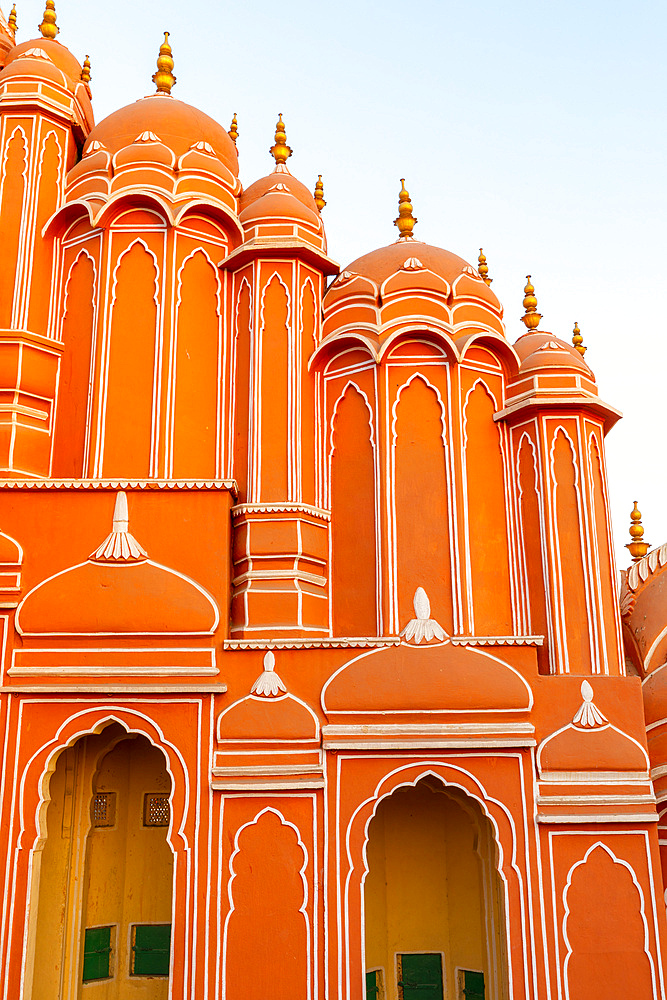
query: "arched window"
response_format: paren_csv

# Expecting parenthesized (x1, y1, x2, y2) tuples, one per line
(364, 779, 508, 1000)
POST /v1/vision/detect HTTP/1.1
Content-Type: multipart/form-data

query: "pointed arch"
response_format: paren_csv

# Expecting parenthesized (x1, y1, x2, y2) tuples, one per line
(330, 381, 378, 636)
(100, 239, 160, 478)
(171, 247, 222, 478)
(233, 277, 252, 500)
(549, 427, 594, 673)
(222, 808, 310, 1000)
(52, 249, 98, 477)
(463, 379, 513, 635)
(300, 277, 318, 504)
(0, 126, 28, 327)
(258, 272, 291, 500)
(516, 430, 550, 672)
(27, 130, 63, 333)
(563, 843, 657, 1000)
(390, 372, 454, 635)
(588, 430, 622, 674)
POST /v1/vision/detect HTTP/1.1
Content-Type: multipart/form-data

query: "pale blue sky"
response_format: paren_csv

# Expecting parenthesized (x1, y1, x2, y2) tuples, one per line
(14, 0, 667, 569)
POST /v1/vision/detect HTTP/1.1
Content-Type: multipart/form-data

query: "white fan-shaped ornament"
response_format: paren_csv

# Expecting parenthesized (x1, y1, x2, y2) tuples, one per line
(572, 679, 607, 728)
(400, 587, 447, 644)
(251, 650, 287, 698)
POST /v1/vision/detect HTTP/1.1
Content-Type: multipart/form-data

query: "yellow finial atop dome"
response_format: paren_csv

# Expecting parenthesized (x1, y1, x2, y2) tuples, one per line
(39, 0, 58, 39)
(81, 55, 91, 85)
(626, 501, 650, 562)
(314, 175, 326, 212)
(572, 320, 586, 356)
(394, 179, 417, 239)
(478, 248, 492, 285)
(228, 113, 238, 145)
(270, 114, 292, 166)
(8, 4, 17, 35)
(520, 275, 542, 330)
(152, 31, 176, 95)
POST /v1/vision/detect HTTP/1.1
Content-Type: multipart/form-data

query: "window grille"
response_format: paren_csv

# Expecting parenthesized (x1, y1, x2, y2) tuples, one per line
(143, 792, 170, 827)
(92, 791, 116, 828)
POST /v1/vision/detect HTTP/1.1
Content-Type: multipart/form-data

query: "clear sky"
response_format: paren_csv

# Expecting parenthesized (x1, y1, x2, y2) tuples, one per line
(13, 0, 667, 572)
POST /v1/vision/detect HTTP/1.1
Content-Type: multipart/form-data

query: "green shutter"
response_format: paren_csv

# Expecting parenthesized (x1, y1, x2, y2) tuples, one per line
(398, 954, 443, 1000)
(366, 970, 380, 999)
(82, 925, 112, 982)
(131, 923, 171, 976)
(461, 969, 485, 1000)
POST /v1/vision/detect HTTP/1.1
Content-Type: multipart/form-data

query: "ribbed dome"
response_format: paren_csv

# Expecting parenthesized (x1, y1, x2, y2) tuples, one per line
(240, 164, 318, 215)
(515, 331, 590, 374)
(239, 183, 320, 227)
(4, 37, 82, 89)
(83, 94, 239, 175)
(341, 240, 499, 304)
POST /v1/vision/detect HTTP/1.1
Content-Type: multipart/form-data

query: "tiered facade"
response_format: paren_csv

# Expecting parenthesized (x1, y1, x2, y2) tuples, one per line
(0, 6, 666, 999)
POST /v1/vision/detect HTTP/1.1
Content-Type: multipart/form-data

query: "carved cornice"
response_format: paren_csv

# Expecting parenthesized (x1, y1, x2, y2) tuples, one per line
(449, 635, 544, 646)
(223, 636, 401, 650)
(0, 478, 238, 494)
(625, 543, 667, 594)
(231, 502, 330, 521)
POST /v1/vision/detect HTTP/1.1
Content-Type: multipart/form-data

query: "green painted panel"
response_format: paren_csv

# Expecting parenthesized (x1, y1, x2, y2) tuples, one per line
(82, 925, 112, 982)
(131, 923, 171, 976)
(462, 969, 485, 999)
(366, 970, 380, 999)
(399, 953, 443, 1000)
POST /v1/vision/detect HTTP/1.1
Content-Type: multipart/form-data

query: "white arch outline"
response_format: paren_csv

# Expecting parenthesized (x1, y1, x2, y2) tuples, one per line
(562, 841, 659, 1000)
(221, 806, 311, 1000)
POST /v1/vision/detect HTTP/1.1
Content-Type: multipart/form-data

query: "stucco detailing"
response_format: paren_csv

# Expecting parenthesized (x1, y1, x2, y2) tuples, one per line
(90, 491, 148, 563)
(400, 587, 447, 644)
(627, 543, 667, 592)
(573, 679, 607, 728)
(250, 650, 287, 697)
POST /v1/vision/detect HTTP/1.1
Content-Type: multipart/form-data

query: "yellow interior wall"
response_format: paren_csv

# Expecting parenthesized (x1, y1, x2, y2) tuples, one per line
(28, 727, 173, 1000)
(364, 782, 505, 1000)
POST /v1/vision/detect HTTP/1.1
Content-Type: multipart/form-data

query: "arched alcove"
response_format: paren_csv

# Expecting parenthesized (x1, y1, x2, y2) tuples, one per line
(364, 779, 508, 1000)
(26, 724, 173, 1000)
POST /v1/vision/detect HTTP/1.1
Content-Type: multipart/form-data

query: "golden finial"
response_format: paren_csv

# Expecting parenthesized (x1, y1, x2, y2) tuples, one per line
(314, 174, 326, 212)
(81, 55, 91, 85)
(8, 4, 17, 35)
(478, 248, 492, 285)
(39, 0, 58, 39)
(269, 114, 292, 166)
(228, 113, 238, 145)
(520, 275, 542, 330)
(394, 179, 417, 239)
(626, 501, 650, 562)
(572, 321, 586, 356)
(152, 31, 176, 95)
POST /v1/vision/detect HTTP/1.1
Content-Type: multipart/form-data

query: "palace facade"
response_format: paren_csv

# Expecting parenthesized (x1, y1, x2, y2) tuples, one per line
(0, 4, 666, 999)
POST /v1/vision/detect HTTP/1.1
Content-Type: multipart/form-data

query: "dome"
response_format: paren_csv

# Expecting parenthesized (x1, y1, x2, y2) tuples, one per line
(515, 331, 590, 374)
(15, 492, 218, 636)
(83, 94, 239, 175)
(322, 641, 532, 716)
(240, 164, 319, 215)
(0, 48, 67, 88)
(5, 37, 82, 90)
(217, 693, 319, 742)
(341, 240, 500, 307)
(239, 183, 320, 227)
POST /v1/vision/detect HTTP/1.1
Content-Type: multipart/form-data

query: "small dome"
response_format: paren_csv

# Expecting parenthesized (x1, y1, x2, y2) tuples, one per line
(239, 183, 320, 227)
(0, 47, 66, 87)
(240, 164, 318, 215)
(217, 693, 319, 742)
(83, 94, 239, 176)
(15, 492, 218, 636)
(340, 240, 500, 308)
(515, 331, 590, 374)
(5, 37, 82, 89)
(322, 641, 531, 715)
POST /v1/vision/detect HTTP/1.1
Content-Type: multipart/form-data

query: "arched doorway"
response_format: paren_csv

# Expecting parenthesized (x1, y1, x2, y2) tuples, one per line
(364, 778, 508, 1000)
(26, 723, 174, 999)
